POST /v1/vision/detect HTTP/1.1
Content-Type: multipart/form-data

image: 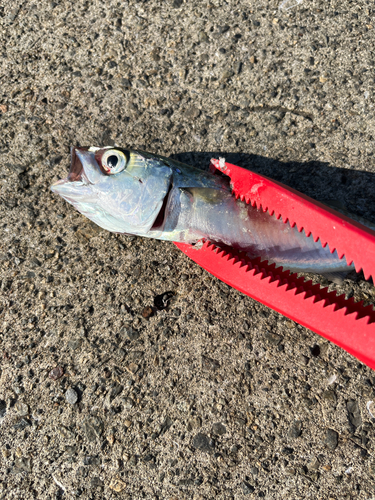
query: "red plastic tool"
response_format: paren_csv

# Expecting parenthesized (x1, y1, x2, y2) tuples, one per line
(175, 159, 375, 370)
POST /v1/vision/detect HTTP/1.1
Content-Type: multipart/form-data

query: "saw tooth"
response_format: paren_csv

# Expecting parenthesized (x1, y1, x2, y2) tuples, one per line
(252, 256, 263, 267)
(363, 270, 372, 281)
(203, 239, 375, 323)
(310, 283, 322, 295)
(215, 247, 226, 257)
(354, 261, 362, 273)
(333, 293, 348, 312)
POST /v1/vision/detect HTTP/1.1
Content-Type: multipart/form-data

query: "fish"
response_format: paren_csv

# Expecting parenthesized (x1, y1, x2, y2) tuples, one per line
(51, 146, 355, 278)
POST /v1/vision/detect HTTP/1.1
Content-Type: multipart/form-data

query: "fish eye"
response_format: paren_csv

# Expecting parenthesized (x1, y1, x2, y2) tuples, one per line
(101, 149, 127, 175)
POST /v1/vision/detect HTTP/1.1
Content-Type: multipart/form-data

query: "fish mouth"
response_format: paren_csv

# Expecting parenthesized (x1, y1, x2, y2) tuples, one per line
(51, 146, 98, 198)
(68, 146, 89, 182)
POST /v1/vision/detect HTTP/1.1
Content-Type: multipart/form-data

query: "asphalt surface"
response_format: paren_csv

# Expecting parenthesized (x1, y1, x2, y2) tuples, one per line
(1, 0, 375, 499)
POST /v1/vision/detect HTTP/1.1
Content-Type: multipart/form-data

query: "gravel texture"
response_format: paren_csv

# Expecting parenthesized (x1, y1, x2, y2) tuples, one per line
(1, 0, 375, 499)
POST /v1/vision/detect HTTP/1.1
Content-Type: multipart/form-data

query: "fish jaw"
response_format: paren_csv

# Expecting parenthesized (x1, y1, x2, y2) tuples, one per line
(51, 147, 103, 212)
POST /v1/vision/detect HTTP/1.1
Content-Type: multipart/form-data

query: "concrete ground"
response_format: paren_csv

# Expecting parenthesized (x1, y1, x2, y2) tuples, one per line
(1, 0, 375, 498)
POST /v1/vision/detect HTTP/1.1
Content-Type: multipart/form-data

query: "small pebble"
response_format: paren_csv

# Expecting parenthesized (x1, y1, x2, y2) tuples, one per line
(49, 366, 64, 381)
(241, 481, 255, 495)
(288, 420, 302, 439)
(212, 423, 226, 436)
(198, 31, 209, 43)
(109, 477, 126, 492)
(126, 363, 139, 375)
(324, 428, 338, 450)
(192, 433, 215, 453)
(15, 402, 29, 417)
(250, 466, 259, 476)
(65, 388, 78, 405)
(141, 306, 153, 319)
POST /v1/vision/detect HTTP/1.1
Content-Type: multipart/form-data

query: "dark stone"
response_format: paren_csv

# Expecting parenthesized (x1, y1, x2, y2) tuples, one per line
(322, 390, 337, 403)
(83, 417, 104, 442)
(192, 433, 215, 453)
(264, 331, 282, 346)
(13, 418, 32, 431)
(310, 344, 321, 357)
(324, 429, 338, 450)
(347, 400, 362, 428)
(110, 383, 123, 400)
(120, 78, 131, 88)
(90, 476, 103, 488)
(0, 400, 6, 418)
(185, 106, 201, 119)
(178, 478, 194, 486)
(160, 416, 173, 435)
(83, 456, 101, 466)
(124, 327, 140, 341)
(202, 355, 220, 371)
(281, 447, 294, 455)
(288, 420, 302, 439)
(218, 25, 230, 34)
(212, 422, 226, 436)
(30, 257, 41, 267)
(250, 466, 259, 476)
(241, 481, 255, 495)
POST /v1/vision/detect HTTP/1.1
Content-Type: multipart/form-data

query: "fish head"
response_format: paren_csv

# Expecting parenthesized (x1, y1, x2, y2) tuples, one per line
(51, 146, 173, 235)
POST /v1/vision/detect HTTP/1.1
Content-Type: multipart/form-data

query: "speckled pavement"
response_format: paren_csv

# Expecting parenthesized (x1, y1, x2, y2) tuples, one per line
(1, 1, 375, 499)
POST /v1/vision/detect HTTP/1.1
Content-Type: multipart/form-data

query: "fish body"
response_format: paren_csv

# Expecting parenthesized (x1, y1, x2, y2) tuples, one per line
(51, 147, 353, 276)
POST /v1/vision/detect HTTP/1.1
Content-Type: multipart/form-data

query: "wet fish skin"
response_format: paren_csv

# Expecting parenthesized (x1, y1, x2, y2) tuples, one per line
(51, 146, 353, 275)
